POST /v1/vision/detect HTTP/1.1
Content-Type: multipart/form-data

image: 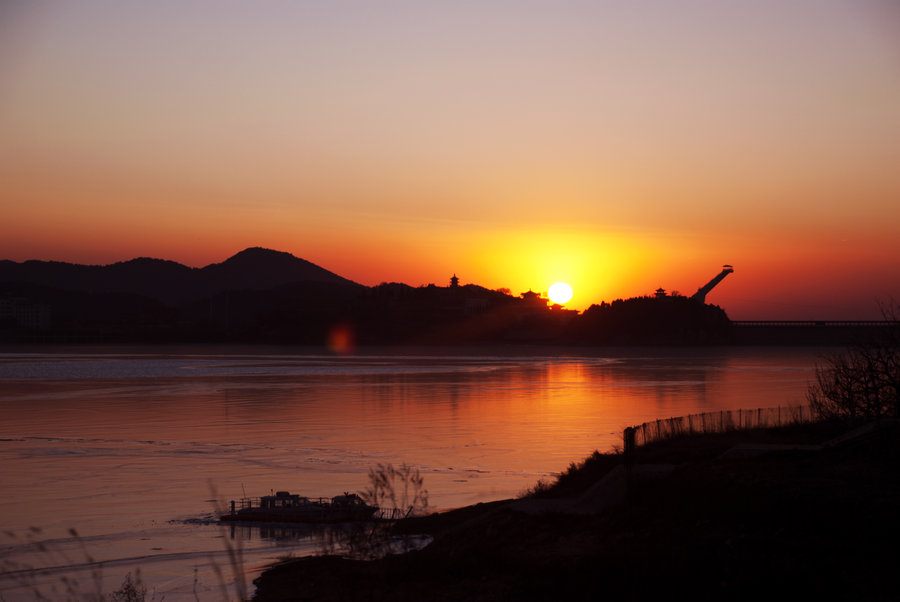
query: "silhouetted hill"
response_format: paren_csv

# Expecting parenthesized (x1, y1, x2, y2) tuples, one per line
(0, 280, 171, 340)
(181, 279, 365, 343)
(577, 295, 731, 344)
(103, 258, 196, 304)
(0, 247, 360, 307)
(0, 258, 193, 304)
(199, 247, 357, 299)
(352, 282, 522, 343)
(1, 249, 746, 345)
(0, 248, 369, 342)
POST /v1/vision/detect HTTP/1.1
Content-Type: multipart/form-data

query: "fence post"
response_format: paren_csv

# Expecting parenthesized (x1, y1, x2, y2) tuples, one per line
(624, 426, 636, 504)
(624, 427, 636, 468)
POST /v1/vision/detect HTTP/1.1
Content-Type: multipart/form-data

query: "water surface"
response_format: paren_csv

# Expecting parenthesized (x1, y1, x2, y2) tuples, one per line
(0, 347, 826, 599)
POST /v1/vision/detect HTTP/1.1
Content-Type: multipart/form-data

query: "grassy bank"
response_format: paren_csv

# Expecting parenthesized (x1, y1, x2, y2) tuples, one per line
(253, 420, 899, 601)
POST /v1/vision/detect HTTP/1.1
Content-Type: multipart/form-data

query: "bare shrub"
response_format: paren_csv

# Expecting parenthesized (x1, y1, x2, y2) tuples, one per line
(208, 482, 248, 601)
(361, 463, 429, 519)
(106, 571, 146, 602)
(518, 477, 554, 499)
(808, 304, 899, 421)
(316, 464, 430, 561)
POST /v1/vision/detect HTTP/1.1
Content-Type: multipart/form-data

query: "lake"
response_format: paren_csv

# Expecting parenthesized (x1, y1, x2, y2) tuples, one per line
(0, 346, 829, 599)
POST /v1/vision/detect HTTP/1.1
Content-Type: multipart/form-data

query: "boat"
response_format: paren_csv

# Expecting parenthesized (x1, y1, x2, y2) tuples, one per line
(220, 490, 379, 523)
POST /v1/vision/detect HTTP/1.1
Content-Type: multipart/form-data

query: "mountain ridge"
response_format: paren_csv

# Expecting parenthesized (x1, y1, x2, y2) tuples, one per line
(0, 247, 361, 306)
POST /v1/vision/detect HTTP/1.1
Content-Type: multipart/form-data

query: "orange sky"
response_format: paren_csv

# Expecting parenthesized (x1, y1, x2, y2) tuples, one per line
(1, 1, 899, 319)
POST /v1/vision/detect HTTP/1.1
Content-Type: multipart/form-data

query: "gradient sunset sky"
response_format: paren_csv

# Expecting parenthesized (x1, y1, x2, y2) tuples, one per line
(2, 1, 898, 319)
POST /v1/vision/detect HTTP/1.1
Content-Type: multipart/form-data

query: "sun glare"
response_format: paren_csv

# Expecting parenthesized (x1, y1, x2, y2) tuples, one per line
(548, 282, 574, 305)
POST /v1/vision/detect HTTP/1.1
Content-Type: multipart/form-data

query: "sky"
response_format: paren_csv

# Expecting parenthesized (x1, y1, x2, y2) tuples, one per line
(1, 0, 899, 319)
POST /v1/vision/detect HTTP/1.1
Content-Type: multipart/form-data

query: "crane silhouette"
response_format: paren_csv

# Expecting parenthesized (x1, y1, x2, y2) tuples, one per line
(690, 265, 733, 303)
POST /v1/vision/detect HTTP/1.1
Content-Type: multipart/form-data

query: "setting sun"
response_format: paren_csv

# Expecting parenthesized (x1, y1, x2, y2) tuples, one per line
(548, 282, 574, 305)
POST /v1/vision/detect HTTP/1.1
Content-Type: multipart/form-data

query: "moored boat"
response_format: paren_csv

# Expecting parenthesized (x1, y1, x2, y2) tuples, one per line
(220, 490, 378, 523)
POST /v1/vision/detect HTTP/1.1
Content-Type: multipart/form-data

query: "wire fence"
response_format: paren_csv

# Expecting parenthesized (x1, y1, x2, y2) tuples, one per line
(627, 405, 814, 448)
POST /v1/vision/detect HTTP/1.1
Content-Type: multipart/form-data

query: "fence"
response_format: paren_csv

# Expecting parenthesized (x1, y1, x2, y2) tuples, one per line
(626, 405, 813, 449)
(376, 507, 415, 521)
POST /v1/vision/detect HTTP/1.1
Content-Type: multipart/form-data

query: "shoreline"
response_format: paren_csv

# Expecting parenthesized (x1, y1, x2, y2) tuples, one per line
(253, 420, 900, 601)
(0, 341, 844, 357)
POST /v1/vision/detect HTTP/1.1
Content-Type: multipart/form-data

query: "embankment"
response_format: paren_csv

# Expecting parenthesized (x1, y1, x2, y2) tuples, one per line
(253, 420, 900, 601)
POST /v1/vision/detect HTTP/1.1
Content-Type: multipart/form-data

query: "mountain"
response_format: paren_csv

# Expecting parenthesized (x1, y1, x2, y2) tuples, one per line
(199, 247, 358, 298)
(0, 247, 361, 306)
(1, 247, 747, 345)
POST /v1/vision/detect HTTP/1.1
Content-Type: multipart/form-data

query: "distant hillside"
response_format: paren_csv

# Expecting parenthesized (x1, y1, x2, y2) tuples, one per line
(1, 248, 746, 346)
(577, 295, 732, 344)
(0, 247, 361, 306)
(200, 247, 360, 296)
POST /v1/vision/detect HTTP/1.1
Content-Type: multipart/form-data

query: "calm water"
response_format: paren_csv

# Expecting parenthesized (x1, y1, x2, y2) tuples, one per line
(0, 347, 827, 599)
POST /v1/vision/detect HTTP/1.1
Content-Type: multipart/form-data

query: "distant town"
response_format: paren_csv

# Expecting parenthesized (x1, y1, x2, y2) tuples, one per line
(0, 247, 890, 346)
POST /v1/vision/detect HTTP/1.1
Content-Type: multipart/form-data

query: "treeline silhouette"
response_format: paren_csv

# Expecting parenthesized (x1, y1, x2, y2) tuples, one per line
(577, 295, 731, 344)
(0, 247, 732, 345)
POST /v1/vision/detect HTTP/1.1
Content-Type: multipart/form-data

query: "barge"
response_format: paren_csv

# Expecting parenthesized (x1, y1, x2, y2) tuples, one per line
(220, 490, 378, 523)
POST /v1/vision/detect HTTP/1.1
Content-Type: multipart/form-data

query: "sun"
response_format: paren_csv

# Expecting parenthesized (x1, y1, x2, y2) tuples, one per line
(548, 282, 574, 305)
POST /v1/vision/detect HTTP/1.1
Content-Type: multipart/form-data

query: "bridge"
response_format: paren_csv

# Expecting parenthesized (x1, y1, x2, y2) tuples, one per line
(732, 320, 891, 327)
(730, 320, 895, 345)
